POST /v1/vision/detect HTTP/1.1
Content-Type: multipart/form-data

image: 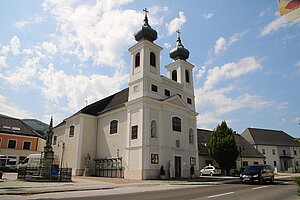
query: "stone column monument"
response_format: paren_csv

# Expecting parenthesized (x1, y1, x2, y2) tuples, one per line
(40, 116, 54, 179)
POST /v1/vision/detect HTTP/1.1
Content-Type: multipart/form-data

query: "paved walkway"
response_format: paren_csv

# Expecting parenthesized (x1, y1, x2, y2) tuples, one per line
(0, 173, 296, 200)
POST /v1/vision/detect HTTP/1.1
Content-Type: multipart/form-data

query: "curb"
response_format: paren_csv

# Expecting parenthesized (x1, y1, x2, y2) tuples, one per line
(0, 187, 117, 196)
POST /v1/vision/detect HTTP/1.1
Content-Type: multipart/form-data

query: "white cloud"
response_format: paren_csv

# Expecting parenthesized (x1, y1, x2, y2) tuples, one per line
(15, 20, 30, 28)
(10, 36, 21, 55)
(0, 95, 33, 119)
(214, 37, 226, 55)
(294, 117, 300, 122)
(204, 56, 262, 90)
(259, 7, 271, 18)
(148, 6, 168, 26)
(276, 102, 289, 110)
(164, 43, 171, 48)
(0, 56, 7, 68)
(0, 57, 40, 87)
(22, 48, 34, 55)
(203, 13, 214, 19)
(42, 42, 57, 54)
(42, 0, 158, 68)
(261, 16, 300, 36)
(197, 66, 206, 79)
(166, 11, 186, 36)
(15, 16, 44, 28)
(195, 86, 271, 128)
(261, 17, 286, 36)
(0, 45, 10, 55)
(38, 63, 128, 112)
(214, 30, 249, 55)
(295, 61, 300, 67)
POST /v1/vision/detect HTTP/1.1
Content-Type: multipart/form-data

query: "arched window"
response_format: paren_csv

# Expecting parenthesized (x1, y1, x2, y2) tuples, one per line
(150, 52, 156, 67)
(185, 70, 190, 83)
(189, 129, 193, 144)
(69, 125, 75, 138)
(135, 52, 140, 68)
(151, 120, 157, 138)
(172, 70, 177, 81)
(110, 120, 118, 134)
(172, 117, 181, 132)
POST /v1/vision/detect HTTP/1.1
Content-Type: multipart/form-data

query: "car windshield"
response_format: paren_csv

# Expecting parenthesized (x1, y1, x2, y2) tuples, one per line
(243, 166, 262, 173)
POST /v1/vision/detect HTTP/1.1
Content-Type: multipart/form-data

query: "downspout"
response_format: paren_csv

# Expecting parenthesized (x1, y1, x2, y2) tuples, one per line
(36, 138, 38, 151)
(95, 116, 98, 176)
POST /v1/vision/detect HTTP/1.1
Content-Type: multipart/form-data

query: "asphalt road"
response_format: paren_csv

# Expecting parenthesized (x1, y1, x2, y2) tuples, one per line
(66, 177, 300, 200)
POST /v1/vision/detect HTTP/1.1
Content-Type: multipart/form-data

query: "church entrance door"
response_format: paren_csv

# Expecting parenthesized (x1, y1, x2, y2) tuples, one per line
(175, 156, 181, 178)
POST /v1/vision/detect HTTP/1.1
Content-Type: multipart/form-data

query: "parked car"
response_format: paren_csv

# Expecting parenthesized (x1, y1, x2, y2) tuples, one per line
(200, 166, 222, 176)
(17, 154, 59, 169)
(240, 164, 274, 184)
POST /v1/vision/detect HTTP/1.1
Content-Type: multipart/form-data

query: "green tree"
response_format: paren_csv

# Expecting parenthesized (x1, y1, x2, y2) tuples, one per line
(208, 121, 239, 175)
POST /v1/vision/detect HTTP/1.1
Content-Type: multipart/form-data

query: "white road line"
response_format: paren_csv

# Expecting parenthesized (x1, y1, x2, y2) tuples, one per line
(251, 186, 268, 190)
(207, 192, 235, 198)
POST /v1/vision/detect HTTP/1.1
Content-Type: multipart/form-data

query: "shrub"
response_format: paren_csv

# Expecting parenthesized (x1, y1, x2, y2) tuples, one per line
(160, 165, 165, 175)
(293, 177, 300, 195)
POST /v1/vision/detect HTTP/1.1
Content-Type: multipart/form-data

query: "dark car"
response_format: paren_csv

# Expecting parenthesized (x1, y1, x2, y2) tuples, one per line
(240, 165, 274, 184)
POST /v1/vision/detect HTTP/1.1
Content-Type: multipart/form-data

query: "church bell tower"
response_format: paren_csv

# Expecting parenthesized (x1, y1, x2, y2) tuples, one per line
(128, 9, 163, 102)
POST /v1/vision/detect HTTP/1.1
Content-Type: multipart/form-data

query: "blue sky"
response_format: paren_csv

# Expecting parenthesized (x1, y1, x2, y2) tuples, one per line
(0, 0, 299, 137)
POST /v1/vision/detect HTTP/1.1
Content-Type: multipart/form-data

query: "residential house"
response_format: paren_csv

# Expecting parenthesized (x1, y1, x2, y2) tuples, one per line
(197, 129, 265, 171)
(241, 128, 300, 172)
(0, 115, 45, 169)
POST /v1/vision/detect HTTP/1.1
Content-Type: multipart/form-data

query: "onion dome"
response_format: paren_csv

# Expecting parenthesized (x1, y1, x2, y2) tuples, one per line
(134, 8, 157, 42)
(169, 30, 190, 61)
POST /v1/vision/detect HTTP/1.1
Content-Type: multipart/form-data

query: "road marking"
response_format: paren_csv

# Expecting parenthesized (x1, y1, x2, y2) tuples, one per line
(251, 186, 268, 190)
(207, 192, 234, 198)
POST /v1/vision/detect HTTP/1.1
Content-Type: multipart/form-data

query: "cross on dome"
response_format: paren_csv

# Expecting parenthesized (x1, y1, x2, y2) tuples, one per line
(176, 30, 181, 38)
(134, 8, 157, 42)
(143, 8, 149, 15)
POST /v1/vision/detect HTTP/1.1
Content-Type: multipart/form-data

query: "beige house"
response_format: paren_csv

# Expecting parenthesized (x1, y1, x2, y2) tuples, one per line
(241, 128, 300, 172)
(197, 129, 265, 172)
(52, 12, 199, 180)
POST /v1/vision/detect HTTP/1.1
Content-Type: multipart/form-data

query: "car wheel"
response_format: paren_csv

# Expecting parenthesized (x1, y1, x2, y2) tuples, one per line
(270, 176, 274, 184)
(210, 172, 213, 176)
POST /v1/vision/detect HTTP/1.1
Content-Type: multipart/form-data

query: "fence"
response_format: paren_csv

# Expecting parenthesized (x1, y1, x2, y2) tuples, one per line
(17, 166, 72, 182)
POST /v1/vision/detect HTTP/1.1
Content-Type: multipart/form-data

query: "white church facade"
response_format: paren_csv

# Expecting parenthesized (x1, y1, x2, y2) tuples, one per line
(52, 10, 199, 180)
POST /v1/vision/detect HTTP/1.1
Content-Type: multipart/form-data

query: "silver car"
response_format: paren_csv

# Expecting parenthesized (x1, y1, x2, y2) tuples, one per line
(200, 166, 222, 176)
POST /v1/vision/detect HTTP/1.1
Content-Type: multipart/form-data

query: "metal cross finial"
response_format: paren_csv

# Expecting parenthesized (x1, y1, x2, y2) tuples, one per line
(176, 30, 181, 38)
(143, 8, 149, 14)
(142, 8, 150, 26)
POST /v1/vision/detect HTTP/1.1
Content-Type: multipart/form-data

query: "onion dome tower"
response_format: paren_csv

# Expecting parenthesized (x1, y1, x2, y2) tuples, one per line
(169, 30, 190, 61)
(134, 8, 158, 42)
(128, 8, 162, 102)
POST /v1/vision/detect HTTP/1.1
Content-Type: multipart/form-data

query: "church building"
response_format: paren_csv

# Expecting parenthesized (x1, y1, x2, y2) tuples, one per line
(52, 10, 199, 180)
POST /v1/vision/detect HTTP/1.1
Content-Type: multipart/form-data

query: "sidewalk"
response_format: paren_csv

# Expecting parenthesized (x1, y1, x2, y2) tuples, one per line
(0, 173, 239, 197)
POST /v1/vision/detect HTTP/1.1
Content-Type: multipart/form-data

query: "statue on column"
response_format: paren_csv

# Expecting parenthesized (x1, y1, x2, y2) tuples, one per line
(40, 116, 55, 179)
(45, 116, 54, 149)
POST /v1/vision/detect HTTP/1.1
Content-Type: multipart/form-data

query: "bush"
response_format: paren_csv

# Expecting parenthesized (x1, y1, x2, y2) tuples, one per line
(160, 165, 165, 175)
(293, 177, 300, 195)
